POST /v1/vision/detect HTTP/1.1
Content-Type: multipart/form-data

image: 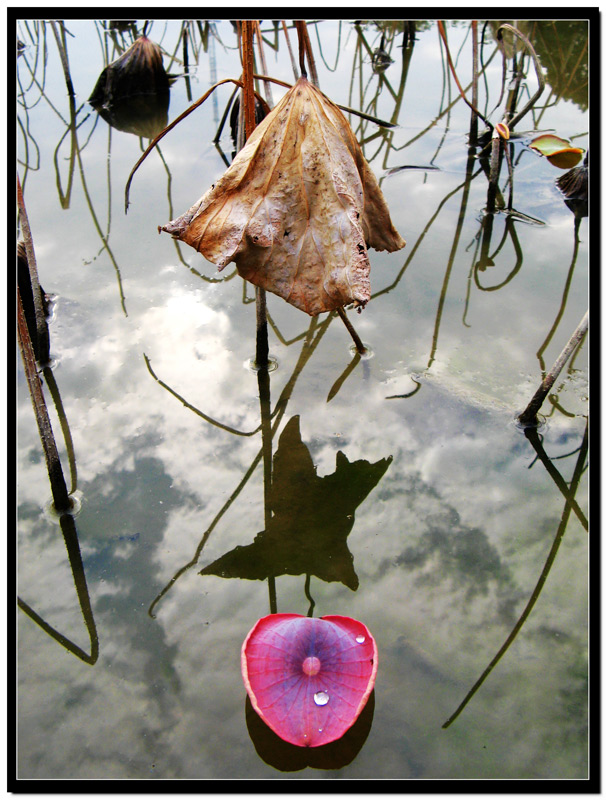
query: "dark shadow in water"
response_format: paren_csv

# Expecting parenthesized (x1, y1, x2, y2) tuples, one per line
(245, 691, 375, 772)
(91, 90, 170, 139)
(200, 416, 392, 591)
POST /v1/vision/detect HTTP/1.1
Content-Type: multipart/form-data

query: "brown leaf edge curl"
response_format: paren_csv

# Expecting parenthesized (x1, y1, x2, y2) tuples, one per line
(160, 76, 405, 316)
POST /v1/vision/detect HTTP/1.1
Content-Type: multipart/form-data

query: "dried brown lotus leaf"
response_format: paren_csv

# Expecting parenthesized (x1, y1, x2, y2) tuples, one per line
(161, 76, 405, 316)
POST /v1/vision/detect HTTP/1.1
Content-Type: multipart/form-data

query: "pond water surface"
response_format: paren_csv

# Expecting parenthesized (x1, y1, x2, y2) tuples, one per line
(16, 17, 590, 783)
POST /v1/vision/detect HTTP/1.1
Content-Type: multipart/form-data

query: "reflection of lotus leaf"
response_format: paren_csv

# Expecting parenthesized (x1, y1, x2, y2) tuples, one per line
(92, 92, 170, 139)
(200, 416, 392, 589)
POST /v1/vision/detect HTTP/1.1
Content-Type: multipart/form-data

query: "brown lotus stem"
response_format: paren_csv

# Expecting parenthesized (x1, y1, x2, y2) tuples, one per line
(17, 174, 50, 365)
(295, 20, 308, 78)
(486, 133, 502, 213)
(294, 20, 318, 85)
(437, 20, 490, 128)
(254, 20, 273, 107)
(518, 311, 588, 428)
(497, 24, 545, 130)
(241, 21, 270, 367)
(337, 307, 367, 355)
(255, 287, 270, 367)
(17, 289, 71, 514)
(282, 20, 299, 79)
(470, 20, 478, 145)
(241, 21, 256, 141)
(50, 20, 75, 98)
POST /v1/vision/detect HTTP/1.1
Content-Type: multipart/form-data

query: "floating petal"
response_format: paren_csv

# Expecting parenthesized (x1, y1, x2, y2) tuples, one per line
(241, 613, 378, 747)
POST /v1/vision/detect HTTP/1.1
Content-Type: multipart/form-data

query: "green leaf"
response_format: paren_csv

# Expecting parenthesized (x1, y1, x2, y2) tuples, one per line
(529, 134, 584, 169)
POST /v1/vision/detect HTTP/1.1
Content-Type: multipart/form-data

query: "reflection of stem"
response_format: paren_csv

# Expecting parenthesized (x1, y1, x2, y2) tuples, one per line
(470, 21, 478, 145)
(385, 377, 422, 400)
(462, 231, 482, 327)
(437, 20, 490, 128)
(486, 135, 502, 213)
(258, 365, 276, 613)
(498, 24, 545, 130)
(474, 216, 524, 291)
(148, 314, 334, 617)
(442, 421, 588, 728)
(518, 311, 588, 428)
(428, 145, 476, 369)
(42, 366, 78, 494)
(536, 229, 581, 373)
(52, 97, 77, 210)
(374, 167, 483, 302)
(327, 351, 361, 402)
(395, 44, 497, 155)
(49, 21, 75, 97)
(73, 127, 128, 315)
(18, 513, 99, 665)
(304, 574, 316, 617)
(144, 353, 261, 437)
(524, 428, 588, 531)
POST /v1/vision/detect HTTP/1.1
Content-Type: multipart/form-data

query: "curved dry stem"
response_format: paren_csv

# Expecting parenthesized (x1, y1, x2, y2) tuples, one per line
(497, 23, 545, 130)
(437, 20, 491, 129)
(125, 78, 242, 212)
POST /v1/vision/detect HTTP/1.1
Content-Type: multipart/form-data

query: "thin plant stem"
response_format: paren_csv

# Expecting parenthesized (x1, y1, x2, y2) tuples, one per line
(17, 290, 71, 513)
(518, 311, 589, 428)
(337, 307, 367, 355)
(17, 174, 50, 364)
(282, 20, 299, 79)
(498, 24, 545, 130)
(241, 21, 270, 368)
(18, 513, 99, 665)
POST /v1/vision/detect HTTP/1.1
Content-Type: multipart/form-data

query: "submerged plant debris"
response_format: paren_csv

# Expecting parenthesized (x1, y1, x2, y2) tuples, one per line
(160, 76, 405, 316)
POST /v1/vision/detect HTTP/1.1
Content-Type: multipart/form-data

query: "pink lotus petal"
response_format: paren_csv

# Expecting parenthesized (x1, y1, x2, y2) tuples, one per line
(241, 613, 378, 747)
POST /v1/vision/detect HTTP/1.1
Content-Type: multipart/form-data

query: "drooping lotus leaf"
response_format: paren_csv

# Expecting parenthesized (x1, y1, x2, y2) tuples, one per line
(199, 416, 392, 589)
(89, 36, 170, 105)
(89, 36, 171, 138)
(160, 76, 405, 316)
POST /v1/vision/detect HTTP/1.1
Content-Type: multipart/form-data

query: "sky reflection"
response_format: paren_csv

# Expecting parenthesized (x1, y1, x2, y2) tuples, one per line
(17, 16, 589, 783)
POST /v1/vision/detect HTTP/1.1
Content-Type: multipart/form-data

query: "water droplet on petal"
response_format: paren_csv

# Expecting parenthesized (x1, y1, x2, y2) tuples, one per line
(356, 634, 366, 643)
(314, 690, 329, 706)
